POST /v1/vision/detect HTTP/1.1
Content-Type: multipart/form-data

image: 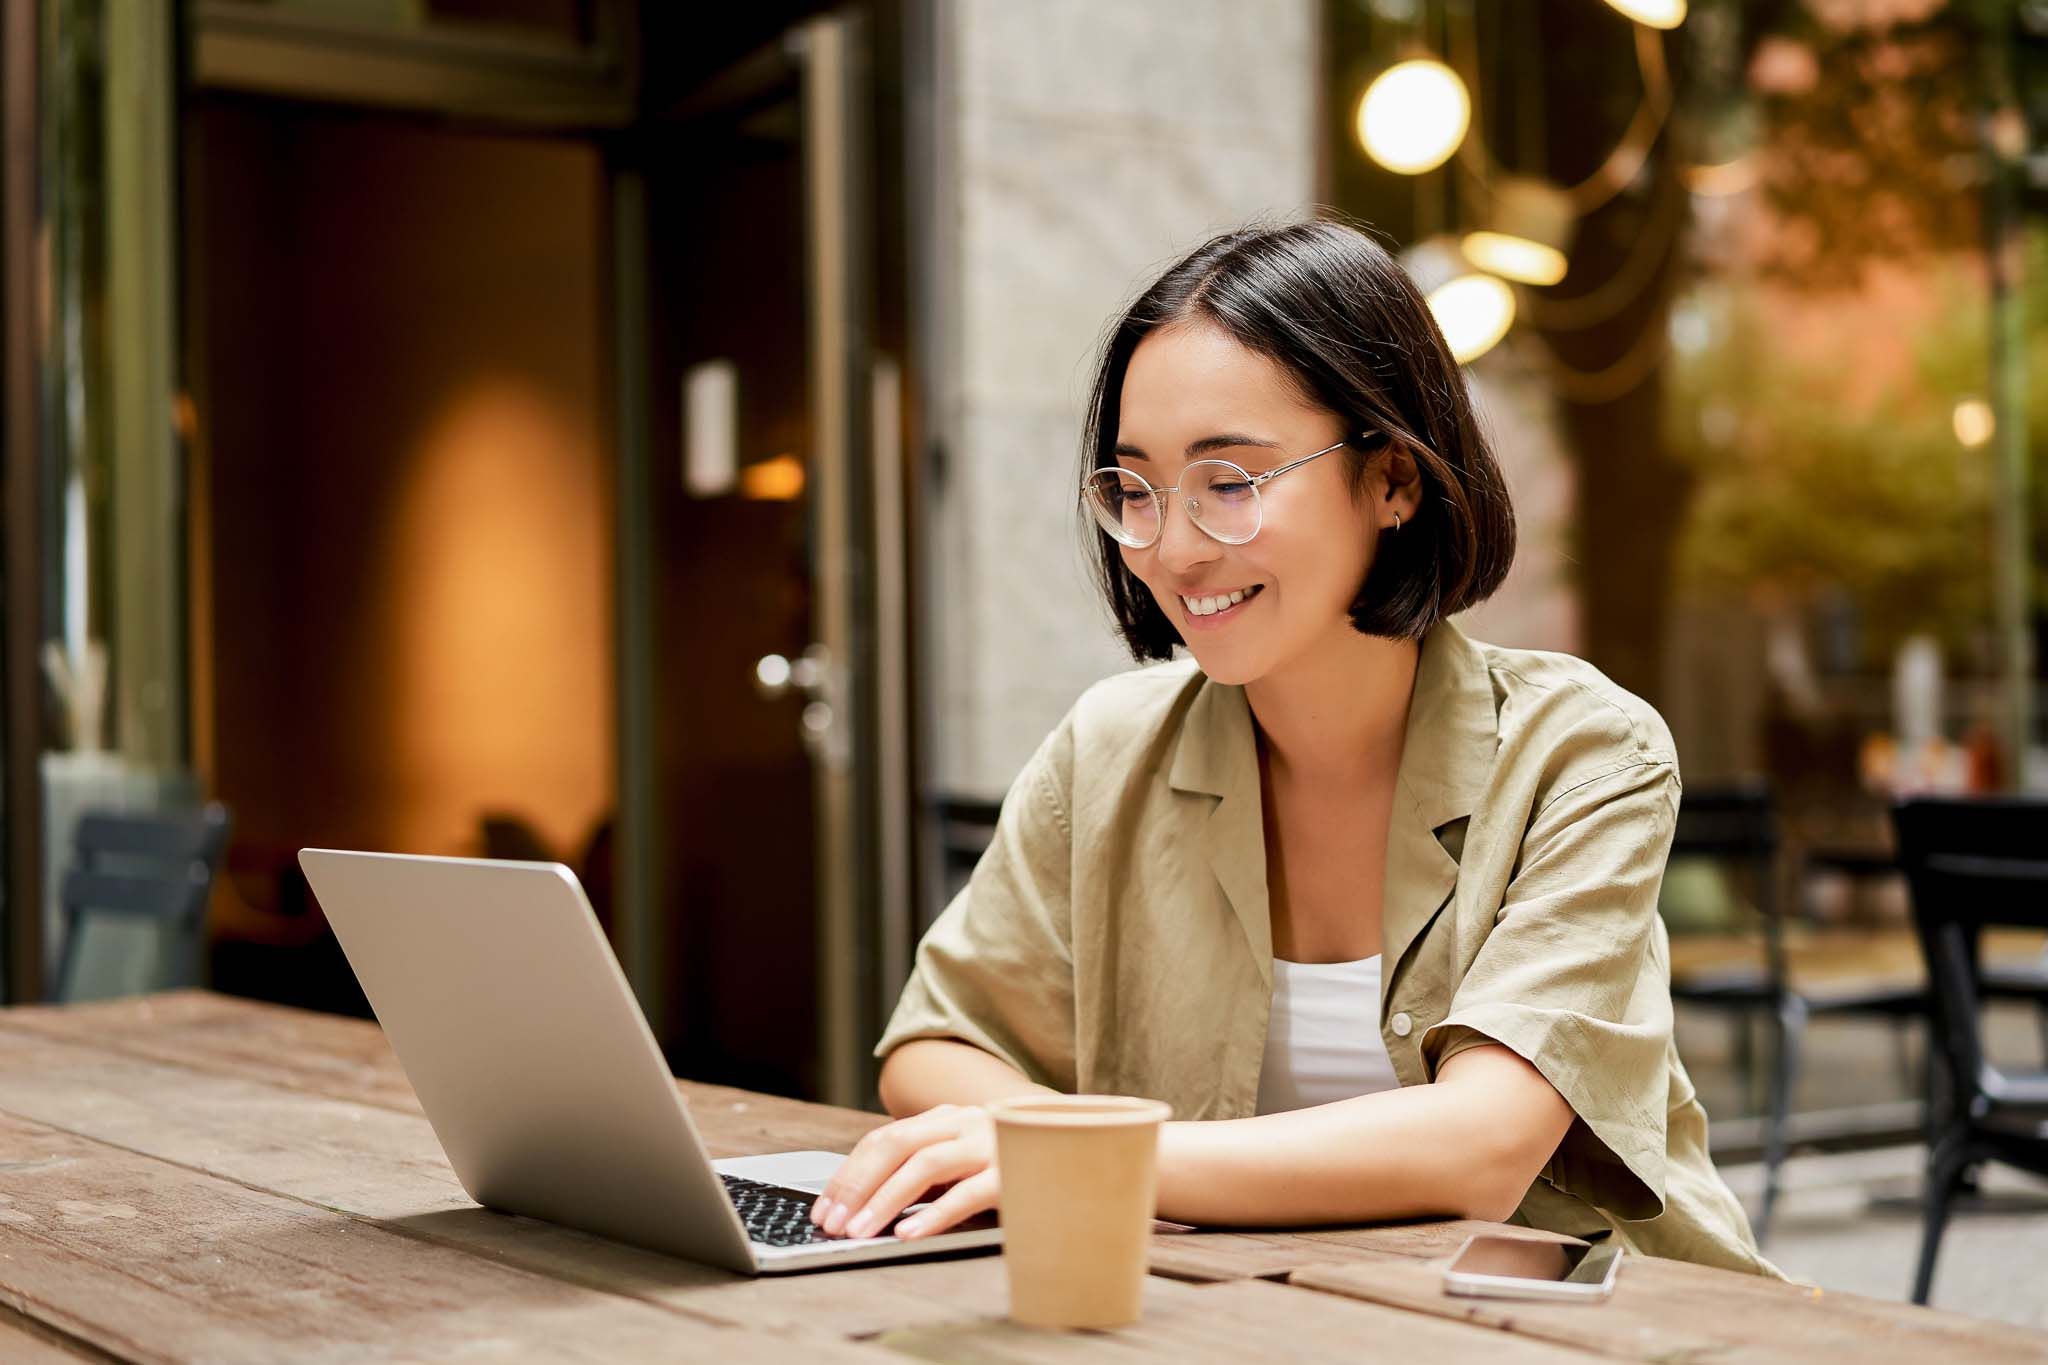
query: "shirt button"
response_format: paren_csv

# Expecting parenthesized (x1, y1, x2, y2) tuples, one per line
(1390, 1012, 1413, 1038)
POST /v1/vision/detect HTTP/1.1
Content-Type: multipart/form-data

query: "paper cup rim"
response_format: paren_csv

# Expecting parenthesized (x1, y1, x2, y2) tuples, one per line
(987, 1094, 1173, 1127)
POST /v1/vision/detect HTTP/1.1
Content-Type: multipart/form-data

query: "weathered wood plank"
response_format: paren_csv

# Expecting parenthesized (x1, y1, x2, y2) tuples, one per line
(0, 992, 885, 1154)
(0, 994, 1520, 1285)
(1144, 1219, 1562, 1282)
(1146, 1229, 1405, 1282)
(0, 1301, 116, 1362)
(0, 1023, 1546, 1349)
(10, 994, 2038, 1362)
(0, 1027, 754, 1300)
(0, 1112, 897, 1364)
(0, 1027, 470, 1213)
(875, 1277, 1589, 1364)
(0, 1037, 1560, 1358)
(681, 1076, 885, 1156)
(0, 992, 421, 1113)
(0, 1021, 1517, 1305)
(1291, 1253, 2048, 1364)
(0, 1027, 1033, 1337)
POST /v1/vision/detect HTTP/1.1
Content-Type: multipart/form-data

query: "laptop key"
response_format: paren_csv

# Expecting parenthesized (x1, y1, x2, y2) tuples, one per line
(719, 1174, 842, 1247)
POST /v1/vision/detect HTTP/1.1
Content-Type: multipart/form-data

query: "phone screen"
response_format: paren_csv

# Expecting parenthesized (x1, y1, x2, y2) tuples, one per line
(1447, 1234, 1617, 1284)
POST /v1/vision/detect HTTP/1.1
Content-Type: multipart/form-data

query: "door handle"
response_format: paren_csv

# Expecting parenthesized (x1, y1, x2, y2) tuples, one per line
(753, 644, 847, 769)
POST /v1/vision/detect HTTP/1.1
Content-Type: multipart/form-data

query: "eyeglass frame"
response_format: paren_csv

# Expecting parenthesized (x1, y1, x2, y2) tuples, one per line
(1080, 434, 1365, 549)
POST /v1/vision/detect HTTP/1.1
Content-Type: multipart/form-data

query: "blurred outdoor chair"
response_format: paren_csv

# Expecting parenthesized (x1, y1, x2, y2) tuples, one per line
(1892, 796, 2048, 1305)
(934, 796, 1003, 904)
(1659, 780, 1928, 1244)
(50, 802, 233, 1003)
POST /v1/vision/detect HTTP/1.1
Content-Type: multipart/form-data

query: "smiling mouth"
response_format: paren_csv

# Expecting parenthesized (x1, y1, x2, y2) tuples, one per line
(1179, 584, 1264, 618)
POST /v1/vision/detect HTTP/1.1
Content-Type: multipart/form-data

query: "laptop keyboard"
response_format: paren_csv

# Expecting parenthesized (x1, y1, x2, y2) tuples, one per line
(720, 1174, 842, 1248)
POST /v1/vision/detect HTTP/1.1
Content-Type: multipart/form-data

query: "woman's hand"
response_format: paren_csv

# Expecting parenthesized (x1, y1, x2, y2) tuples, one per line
(810, 1103, 998, 1240)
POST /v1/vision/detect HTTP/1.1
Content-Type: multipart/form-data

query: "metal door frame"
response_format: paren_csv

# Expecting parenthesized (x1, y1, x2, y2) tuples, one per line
(799, 10, 894, 1108)
(2, 0, 43, 1003)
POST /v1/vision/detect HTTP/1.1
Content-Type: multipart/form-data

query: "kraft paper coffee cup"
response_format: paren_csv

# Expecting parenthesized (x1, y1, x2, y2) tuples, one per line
(988, 1094, 1173, 1329)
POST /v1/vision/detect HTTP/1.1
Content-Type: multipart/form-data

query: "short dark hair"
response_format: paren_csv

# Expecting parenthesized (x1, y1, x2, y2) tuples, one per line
(1080, 218, 1516, 661)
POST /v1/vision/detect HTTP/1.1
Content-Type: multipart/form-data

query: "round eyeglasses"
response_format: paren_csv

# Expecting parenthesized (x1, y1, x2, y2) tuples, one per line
(1080, 438, 1354, 549)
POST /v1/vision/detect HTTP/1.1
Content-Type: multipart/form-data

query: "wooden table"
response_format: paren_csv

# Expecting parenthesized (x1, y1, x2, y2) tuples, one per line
(0, 994, 2040, 1363)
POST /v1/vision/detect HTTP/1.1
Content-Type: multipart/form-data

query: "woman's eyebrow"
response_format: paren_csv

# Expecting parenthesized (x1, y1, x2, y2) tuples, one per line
(1112, 432, 1284, 460)
(1188, 432, 1284, 457)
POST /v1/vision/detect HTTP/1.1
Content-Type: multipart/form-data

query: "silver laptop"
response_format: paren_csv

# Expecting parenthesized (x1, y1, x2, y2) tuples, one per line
(298, 848, 1002, 1273)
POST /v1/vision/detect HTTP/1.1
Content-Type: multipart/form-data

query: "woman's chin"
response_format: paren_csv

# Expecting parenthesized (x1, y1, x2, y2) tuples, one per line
(1182, 642, 1262, 687)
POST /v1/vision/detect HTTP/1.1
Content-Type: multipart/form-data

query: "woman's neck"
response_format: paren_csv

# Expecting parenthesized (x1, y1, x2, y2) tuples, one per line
(1244, 628, 1421, 789)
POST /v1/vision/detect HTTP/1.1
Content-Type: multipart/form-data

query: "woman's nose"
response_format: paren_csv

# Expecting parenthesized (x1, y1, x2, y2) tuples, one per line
(1154, 496, 1218, 574)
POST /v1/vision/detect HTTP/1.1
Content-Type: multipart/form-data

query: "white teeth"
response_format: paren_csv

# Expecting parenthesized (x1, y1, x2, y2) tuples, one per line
(1182, 587, 1257, 617)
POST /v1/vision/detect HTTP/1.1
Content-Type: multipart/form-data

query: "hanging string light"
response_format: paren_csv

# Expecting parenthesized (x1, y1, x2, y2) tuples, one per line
(1367, 1, 1686, 367)
(1404, 237, 1516, 364)
(1356, 58, 1471, 175)
(1601, 0, 1686, 30)
(1460, 177, 1573, 286)
(1429, 274, 1517, 362)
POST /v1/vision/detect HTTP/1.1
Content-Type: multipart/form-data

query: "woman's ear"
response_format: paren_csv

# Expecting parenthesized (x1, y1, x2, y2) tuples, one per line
(1371, 440, 1423, 530)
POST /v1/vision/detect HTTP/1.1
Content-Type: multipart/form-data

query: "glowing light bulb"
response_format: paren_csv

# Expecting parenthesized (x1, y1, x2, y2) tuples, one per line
(1425, 274, 1516, 364)
(1602, 0, 1686, 29)
(1459, 231, 1568, 287)
(1356, 59, 1470, 175)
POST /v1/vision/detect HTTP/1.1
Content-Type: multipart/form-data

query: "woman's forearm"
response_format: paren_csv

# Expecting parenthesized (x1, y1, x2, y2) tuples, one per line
(876, 1038, 1056, 1117)
(1153, 1045, 1573, 1227)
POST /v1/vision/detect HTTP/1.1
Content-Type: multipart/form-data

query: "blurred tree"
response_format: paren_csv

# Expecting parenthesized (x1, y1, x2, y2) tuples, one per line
(1671, 0, 2043, 685)
(1668, 228, 2048, 666)
(1322, 1, 2037, 710)
(1739, 0, 1984, 288)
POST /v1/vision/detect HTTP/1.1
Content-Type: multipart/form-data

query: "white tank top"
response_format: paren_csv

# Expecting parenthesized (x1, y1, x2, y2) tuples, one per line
(1254, 955, 1402, 1115)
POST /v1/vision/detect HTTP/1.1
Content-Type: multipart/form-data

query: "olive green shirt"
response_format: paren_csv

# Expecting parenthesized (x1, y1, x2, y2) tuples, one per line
(878, 621, 1775, 1276)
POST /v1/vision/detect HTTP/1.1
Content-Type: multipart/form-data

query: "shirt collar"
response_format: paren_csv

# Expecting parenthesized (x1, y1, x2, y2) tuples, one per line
(1166, 620, 1501, 983)
(1394, 618, 1498, 831)
(1167, 619, 1497, 815)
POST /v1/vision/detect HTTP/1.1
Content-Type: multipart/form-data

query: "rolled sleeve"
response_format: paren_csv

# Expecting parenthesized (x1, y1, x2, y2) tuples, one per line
(874, 723, 1078, 1090)
(1419, 759, 1679, 1220)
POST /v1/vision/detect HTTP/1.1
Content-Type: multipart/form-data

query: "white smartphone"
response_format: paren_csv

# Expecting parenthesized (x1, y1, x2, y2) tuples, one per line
(1441, 1231, 1624, 1302)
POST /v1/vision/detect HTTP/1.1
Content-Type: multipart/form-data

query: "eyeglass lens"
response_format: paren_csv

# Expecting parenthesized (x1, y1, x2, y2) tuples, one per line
(1083, 461, 1261, 547)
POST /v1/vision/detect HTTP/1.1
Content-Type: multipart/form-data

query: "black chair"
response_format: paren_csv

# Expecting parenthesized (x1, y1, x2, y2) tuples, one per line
(1661, 781, 1927, 1243)
(1662, 782, 1800, 1239)
(51, 803, 234, 1003)
(933, 795, 1003, 904)
(1892, 797, 2048, 1306)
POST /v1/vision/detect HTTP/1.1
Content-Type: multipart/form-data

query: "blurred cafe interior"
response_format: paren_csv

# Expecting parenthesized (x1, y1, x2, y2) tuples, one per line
(1, 0, 2045, 1319)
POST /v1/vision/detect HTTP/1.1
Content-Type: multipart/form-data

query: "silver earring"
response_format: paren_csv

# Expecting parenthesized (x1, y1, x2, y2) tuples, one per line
(1391, 512, 1402, 533)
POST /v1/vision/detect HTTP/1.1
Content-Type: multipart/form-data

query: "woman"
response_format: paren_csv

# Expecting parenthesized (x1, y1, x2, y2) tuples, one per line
(811, 219, 1773, 1275)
